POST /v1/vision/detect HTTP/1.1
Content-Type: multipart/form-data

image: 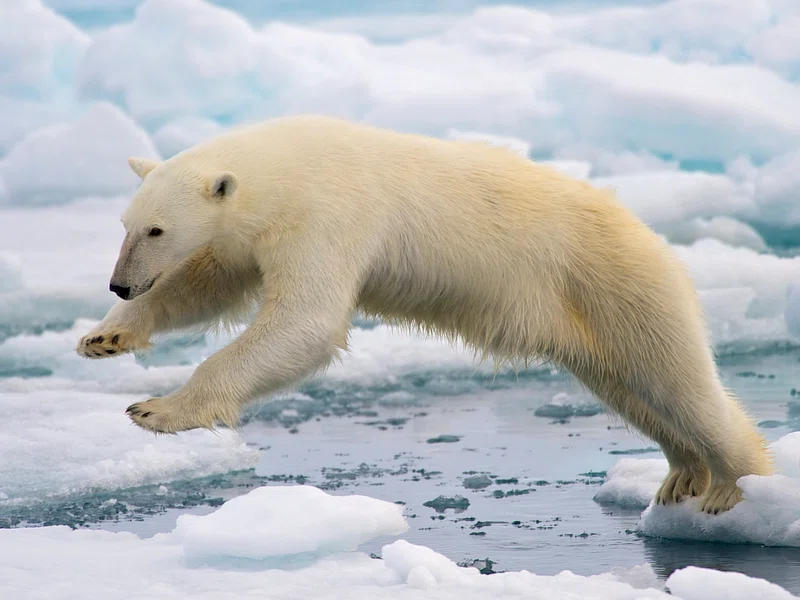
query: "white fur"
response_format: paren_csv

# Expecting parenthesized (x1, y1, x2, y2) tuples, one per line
(77, 115, 772, 514)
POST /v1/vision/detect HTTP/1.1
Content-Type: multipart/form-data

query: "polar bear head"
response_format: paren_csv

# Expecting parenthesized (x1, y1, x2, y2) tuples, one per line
(109, 156, 238, 300)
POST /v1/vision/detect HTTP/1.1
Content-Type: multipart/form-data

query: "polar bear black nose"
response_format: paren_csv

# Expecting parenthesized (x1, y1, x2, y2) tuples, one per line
(110, 283, 131, 300)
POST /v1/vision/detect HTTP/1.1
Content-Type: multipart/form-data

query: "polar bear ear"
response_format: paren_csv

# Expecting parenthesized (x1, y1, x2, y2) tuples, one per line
(128, 157, 161, 180)
(207, 172, 238, 201)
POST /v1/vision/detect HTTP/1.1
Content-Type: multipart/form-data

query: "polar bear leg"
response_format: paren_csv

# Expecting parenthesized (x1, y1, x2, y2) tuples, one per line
(569, 358, 769, 513)
(126, 243, 356, 433)
(569, 364, 710, 505)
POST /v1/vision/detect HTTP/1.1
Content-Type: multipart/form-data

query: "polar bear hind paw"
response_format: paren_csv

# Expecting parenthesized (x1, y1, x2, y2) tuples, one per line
(699, 481, 743, 514)
(655, 466, 710, 506)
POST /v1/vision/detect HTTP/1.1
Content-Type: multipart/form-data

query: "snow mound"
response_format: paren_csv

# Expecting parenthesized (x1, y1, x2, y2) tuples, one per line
(754, 149, 800, 226)
(593, 458, 668, 509)
(1, 0, 88, 94)
(539, 159, 592, 181)
(3, 1, 800, 230)
(595, 433, 800, 548)
(0, 103, 159, 206)
(175, 485, 408, 561)
(674, 239, 800, 348)
(786, 283, 800, 337)
(0, 384, 258, 503)
(77, 0, 261, 126)
(540, 44, 800, 165)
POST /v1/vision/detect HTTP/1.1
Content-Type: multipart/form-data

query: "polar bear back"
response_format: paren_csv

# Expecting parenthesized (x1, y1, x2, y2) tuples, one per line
(168, 115, 699, 363)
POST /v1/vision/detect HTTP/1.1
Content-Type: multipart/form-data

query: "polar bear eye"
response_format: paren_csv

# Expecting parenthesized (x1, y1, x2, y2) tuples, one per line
(149, 227, 164, 237)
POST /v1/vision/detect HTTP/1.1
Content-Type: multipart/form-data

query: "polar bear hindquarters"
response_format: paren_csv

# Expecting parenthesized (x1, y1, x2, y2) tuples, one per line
(358, 142, 771, 514)
(551, 213, 772, 513)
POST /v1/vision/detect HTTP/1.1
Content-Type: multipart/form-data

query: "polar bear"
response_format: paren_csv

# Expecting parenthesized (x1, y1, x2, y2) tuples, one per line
(77, 115, 771, 514)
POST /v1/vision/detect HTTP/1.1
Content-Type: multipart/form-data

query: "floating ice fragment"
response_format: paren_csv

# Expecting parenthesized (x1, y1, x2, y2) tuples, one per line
(595, 433, 800, 547)
(1, 484, 798, 598)
(666, 565, 798, 600)
(174, 485, 408, 561)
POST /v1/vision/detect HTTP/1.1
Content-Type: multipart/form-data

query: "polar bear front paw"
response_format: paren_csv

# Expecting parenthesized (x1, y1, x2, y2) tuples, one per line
(76, 327, 146, 359)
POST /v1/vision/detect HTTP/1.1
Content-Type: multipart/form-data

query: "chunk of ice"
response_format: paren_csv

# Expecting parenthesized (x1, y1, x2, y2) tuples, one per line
(174, 485, 409, 561)
(595, 433, 800, 547)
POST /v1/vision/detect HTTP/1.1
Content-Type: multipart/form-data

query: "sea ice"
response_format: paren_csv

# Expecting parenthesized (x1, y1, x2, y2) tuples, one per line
(1, 0, 88, 93)
(4, 0, 800, 236)
(595, 432, 800, 548)
(666, 566, 798, 600)
(0, 483, 796, 599)
(77, 0, 262, 126)
(151, 116, 225, 158)
(666, 216, 767, 252)
(175, 485, 409, 562)
(0, 385, 258, 503)
(0, 102, 159, 206)
(590, 170, 753, 231)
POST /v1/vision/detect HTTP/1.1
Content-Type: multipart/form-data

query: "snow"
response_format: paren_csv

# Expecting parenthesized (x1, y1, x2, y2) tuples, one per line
(45, 0, 141, 10)
(0, 0, 89, 93)
(747, 16, 800, 80)
(0, 483, 796, 599)
(673, 240, 800, 348)
(77, 0, 261, 127)
(446, 129, 531, 158)
(640, 474, 800, 547)
(554, 0, 773, 64)
(667, 567, 799, 600)
(0, 103, 160, 206)
(753, 149, 800, 226)
(0, 254, 24, 294)
(591, 170, 754, 230)
(2, 0, 800, 232)
(174, 485, 409, 561)
(0, 375, 258, 503)
(593, 458, 668, 509)
(666, 216, 767, 252)
(594, 433, 800, 548)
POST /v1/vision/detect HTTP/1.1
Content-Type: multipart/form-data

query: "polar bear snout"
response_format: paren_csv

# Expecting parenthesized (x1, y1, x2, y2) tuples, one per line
(109, 283, 131, 300)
